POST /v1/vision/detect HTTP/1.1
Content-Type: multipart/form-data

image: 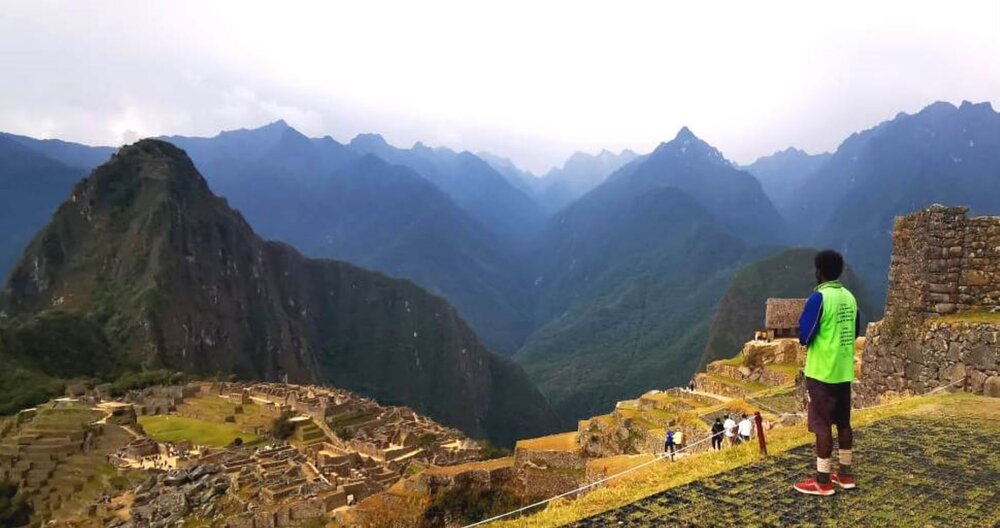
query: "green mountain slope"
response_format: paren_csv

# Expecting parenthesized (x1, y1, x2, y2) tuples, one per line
(699, 247, 877, 368)
(0, 140, 558, 445)
(517, 128, 784, 419)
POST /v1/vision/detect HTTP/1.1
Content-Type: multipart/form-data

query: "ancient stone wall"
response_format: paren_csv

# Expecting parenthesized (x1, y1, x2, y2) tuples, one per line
(859, 321, 999, 404)
(858, 205, 1000, 404)
(883, 205, 1000, 324)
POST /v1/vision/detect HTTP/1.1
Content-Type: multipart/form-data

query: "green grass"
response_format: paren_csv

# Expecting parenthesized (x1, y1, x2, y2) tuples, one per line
(138, 415, 260, 447)
(934, 310, 1000, 324)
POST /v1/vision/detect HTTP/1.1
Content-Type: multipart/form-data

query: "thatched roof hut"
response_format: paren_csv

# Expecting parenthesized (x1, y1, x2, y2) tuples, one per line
(765, 298, 807, 337)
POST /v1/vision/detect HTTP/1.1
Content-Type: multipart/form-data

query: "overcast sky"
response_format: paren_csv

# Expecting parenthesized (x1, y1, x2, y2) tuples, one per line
(2, 1, 999, 173)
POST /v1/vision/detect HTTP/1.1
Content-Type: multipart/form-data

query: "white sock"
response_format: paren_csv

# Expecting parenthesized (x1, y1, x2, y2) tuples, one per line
(816, 457, 832, 474)
(839, 449, 853, 466)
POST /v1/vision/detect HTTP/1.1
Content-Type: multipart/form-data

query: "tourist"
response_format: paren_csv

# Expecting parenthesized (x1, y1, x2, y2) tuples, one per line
(738, 414, 753, 444)
(688, 380, 696, 392)
(663, 429, 676, 460)
(673, 429, 684, 452)
(711, 418, 724, 450)
(793, 250, 860, 496)
(723, 415, 737, 446)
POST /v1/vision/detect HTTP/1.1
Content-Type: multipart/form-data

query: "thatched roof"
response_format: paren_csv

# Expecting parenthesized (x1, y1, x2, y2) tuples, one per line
(765, 298, 807, 330)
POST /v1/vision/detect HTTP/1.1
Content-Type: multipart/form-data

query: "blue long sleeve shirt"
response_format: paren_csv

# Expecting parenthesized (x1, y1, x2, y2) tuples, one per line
(798, 290, 862, 346)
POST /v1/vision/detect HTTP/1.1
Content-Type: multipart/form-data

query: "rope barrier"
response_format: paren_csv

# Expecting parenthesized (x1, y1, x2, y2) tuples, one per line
(461, 376, 968, 527)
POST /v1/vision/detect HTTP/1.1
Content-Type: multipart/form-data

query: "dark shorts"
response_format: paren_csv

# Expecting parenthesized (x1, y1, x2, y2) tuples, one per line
(806, 377, 852, 432)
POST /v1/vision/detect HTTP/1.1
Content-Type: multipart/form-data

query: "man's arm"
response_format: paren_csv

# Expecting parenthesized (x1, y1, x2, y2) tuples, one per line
(855, 311, 862, 339)
(799, 291, 824, 346)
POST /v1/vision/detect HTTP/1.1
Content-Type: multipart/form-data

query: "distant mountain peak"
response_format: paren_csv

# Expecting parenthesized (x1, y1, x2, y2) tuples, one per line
(349, 133, 390, 150)
(674, 126, 697, 141)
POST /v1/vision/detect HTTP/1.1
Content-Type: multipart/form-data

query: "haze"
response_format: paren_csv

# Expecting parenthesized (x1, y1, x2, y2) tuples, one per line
(2, 0, 999, 172)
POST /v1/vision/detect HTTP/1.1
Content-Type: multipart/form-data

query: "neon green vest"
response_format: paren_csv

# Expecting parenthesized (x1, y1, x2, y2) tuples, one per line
(804, 281, 857, 383)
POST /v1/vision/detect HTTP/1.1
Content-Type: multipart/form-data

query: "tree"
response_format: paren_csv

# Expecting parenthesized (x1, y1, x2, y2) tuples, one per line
(271, 416, 294, 440)
(0, 481, 32, 527)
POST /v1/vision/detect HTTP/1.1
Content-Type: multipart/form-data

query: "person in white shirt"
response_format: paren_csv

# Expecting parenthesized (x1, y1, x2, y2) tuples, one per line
(723, 415, 737, 446)
(738, 414, 753, 444)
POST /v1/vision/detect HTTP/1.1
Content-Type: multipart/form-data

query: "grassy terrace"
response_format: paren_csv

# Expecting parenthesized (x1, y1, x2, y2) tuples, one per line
(490, 392, 999, 527)
(138, 415, 261, 447)
(703, 373, 770, 394)
(934, 310, 1000, 324)
(517, 432, 579, 452)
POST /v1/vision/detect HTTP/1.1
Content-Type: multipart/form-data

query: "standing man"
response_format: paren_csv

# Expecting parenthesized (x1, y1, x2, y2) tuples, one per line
(664, 429, 676, 460)
(737, 414, 753, 444)
(711, 418, 725, 450)
(794, 250, 861, 496)
(723, 415, 737, 446)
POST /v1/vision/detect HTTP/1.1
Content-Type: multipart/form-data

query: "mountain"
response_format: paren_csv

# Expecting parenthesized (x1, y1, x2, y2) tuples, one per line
(699, 247, 876, 368)
(516, 128, 784, 419)
(792, 100, 1000, 303)
(537, 149, 640, 213)
(476, 151, 543, 198)
(161, 124, 534, 353)
(348, 134, 544, 242)
(742, 147, 830, 225)
(0, 136, 88, 280)
(0, 132, 115, 170)
(244, 154, 536, 354)
(0, 140, 558, 445)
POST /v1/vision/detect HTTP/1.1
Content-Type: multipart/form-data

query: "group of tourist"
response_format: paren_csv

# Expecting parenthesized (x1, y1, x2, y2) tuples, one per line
(710, 413, 757, 449)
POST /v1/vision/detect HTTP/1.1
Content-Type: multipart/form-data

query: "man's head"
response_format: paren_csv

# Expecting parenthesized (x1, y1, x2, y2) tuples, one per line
(814, 249, 844, 284)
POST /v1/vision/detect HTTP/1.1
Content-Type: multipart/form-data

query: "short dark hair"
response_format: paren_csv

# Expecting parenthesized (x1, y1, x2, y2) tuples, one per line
(815, 250, 844, 280)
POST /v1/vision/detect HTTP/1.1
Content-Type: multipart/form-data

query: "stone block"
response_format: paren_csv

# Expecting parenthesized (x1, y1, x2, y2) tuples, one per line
(984, 376, 1000, 398)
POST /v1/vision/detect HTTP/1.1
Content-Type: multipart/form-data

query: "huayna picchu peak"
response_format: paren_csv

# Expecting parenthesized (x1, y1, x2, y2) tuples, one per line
(0, 139, 559, 446)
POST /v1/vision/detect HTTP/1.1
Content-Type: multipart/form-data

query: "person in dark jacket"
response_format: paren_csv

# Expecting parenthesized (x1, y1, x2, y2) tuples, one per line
(710, 418, 725, 450)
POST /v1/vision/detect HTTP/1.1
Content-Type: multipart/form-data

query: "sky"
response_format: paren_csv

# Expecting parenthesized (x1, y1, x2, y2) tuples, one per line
(2, 1, 999, 173)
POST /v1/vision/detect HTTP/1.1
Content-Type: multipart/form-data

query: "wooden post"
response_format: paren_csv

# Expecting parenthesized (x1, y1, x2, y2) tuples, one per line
(754, 411, 767, 456)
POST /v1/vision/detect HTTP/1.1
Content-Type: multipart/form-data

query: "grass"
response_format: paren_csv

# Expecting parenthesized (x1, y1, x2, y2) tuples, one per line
(704, 373, 769, 393)
(138, 415, 261, 447)
(933, 310, 1000, 324)
(489, 392, 996, 527)
(517, 432, 579, 452)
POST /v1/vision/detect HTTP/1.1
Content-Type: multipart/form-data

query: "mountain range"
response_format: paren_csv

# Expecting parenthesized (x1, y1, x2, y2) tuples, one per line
(2, 100, 1000, 425)
(0, 140, 558, 445)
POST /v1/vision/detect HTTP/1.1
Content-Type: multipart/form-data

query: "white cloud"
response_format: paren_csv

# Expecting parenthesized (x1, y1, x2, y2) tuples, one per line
(1, 0, 998, 172)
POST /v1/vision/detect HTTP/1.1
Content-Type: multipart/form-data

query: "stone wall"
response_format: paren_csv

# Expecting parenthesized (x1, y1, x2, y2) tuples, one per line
(857, 205, 1000, 404)
(883, 205, 1000, 324)
(858, 321, 999, 404)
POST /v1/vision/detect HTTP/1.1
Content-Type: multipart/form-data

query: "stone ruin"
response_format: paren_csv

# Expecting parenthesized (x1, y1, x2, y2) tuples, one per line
(858, 205, 1000, 403)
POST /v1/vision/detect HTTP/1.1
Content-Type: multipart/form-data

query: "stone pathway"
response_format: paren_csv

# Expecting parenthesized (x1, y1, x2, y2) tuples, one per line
(568, 413, 1000, 527)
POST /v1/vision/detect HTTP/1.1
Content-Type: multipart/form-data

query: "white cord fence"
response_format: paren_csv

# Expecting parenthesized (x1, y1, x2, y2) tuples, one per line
(461, 376, 968, 527)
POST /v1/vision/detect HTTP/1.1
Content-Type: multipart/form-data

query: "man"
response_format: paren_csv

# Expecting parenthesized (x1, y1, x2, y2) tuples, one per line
(664, 429, 676, 460)
(711, 418, 725, 450)
(794, 250, 861, 496)
(738, 414, 753, 444)
(723, 414, 737, 446)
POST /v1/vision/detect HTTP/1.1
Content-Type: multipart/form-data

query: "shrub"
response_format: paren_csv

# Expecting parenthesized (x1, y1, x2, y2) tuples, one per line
(0, 480, 32, 527)
(271, 416, 294, 440)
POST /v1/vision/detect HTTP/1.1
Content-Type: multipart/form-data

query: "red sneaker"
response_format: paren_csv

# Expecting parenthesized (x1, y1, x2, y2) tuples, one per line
(831, 473, 856, 489)
(794, 477, 836, 496)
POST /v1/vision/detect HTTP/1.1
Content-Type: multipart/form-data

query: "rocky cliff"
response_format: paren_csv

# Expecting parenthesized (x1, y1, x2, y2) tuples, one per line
(0, 140, 559, 445)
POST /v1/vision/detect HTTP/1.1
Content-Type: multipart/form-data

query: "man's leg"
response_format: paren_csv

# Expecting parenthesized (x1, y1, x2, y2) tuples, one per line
(832, 381, 856, 488)
(796, 377, 836, 495)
